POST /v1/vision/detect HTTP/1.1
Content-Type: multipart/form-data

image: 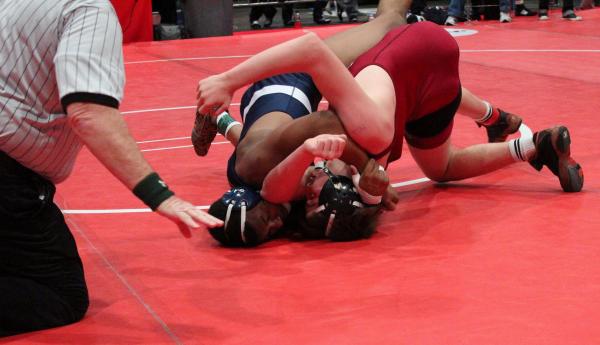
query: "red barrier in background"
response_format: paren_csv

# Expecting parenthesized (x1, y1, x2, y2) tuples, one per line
(110, 0, 153, 43)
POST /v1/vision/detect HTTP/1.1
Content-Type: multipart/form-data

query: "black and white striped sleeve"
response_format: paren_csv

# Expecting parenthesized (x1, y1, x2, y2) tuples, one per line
(54, 2, 125, 111)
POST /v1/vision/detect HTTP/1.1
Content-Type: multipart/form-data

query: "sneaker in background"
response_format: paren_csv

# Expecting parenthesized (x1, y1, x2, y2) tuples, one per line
(515, 4, 537, 16)
(562, 10, 583, 20)
(500, 12, 512, 22)
(314, 18, 332, 24)
(445, 15, 458, 26)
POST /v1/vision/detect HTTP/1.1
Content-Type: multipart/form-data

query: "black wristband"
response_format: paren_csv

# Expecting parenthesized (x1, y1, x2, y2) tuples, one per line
(132, 173, 174, 211)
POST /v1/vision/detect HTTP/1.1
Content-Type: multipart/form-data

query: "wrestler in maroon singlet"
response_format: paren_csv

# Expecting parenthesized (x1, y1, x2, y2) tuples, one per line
(349, 21, 462, 163)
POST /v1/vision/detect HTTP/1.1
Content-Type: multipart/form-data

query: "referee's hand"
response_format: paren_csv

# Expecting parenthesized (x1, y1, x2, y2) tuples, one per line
(156, 195, 223, 238)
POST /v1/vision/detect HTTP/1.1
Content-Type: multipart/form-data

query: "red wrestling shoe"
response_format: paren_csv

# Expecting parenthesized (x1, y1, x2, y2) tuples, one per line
(529, 126, 584, 192)
(481, 109, 522, 143)
(191, 110, 217, 156)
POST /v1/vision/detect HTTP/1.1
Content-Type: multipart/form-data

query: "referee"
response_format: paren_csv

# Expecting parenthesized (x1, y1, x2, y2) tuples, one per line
(0, 0, 222, 336)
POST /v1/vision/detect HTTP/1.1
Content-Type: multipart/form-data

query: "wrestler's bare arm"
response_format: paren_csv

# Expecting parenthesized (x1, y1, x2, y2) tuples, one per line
(235, 111, 372, 186)
(260, 134, 347, 203)
(260, 111, 395, 201)
(266, 112, 373, 171)
(67, 103, 223, 230)
(197, 33, 394, 155)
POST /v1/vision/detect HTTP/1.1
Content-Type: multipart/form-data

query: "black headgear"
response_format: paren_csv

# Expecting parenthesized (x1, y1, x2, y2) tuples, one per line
(208, 187, 262, 246)
(309, 161, 365, 237)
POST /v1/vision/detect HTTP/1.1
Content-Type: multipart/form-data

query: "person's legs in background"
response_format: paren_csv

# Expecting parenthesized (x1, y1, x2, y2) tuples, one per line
(445, 0, 466, 25)
(499, 0, 512, 22)
(538, 0, 550, 19)
(249, 0, 264, 29)
(514, 0, 537, 15)
(539, 0, 582, 20)
(561, 0, 583, 20)
(282, 3, 294, 26)
(341, 0, 360, 22)
(263, 5, 277, 27)
(249, 1, 277, 29)
(314, 0, 332, 24)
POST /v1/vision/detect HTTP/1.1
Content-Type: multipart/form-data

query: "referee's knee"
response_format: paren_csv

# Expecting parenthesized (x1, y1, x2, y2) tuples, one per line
(66, 285, 90, 323)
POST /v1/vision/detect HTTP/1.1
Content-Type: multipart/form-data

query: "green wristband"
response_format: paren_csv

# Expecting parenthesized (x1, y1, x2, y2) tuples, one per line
(132, 173, 174, 211)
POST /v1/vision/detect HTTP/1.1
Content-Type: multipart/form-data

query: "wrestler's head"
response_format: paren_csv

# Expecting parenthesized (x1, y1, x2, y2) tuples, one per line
(208, 187, 289, 247)
(300, 160, 383, 241)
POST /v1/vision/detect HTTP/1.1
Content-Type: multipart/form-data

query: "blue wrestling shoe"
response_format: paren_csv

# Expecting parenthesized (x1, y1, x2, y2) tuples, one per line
(191, 110, 217, 156)
(529, 126, 584, 192)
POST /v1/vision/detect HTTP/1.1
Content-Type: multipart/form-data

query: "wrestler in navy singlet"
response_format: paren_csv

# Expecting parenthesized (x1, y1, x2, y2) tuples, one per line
(349, 21, 462, 164)
(227, 73, 322, 188)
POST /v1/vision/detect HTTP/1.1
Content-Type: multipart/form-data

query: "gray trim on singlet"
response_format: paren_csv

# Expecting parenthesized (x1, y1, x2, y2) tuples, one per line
(0, 0, 124, 182)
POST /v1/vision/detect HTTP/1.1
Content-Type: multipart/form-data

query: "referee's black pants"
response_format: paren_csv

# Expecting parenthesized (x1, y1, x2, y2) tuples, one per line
(0, 152, 88, 337)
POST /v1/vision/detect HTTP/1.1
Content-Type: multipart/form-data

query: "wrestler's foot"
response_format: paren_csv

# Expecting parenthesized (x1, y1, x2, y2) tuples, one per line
(191, 109, 218, 156)
(480, 109, 522, 143)
(529, 126, 584, 192)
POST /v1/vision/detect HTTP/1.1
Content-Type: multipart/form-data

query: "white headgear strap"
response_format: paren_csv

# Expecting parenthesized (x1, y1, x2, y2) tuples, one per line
(240, 204, 247, 243)
(325, 213, 336, 237)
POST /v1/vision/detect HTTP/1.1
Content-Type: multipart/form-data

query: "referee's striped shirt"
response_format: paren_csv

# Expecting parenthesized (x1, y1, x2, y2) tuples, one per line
(0, 0, 124, 183)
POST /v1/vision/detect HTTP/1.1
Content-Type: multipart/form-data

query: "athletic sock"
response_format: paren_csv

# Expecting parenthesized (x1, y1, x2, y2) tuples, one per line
(475, 101, 500, 127)
(216, 111, 241, 137)
(508, 136, 536, 162)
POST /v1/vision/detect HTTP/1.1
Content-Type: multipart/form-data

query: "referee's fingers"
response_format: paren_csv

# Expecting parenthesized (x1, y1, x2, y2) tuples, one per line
(189, 208, 223, 228)
(176, 210, 200, 229)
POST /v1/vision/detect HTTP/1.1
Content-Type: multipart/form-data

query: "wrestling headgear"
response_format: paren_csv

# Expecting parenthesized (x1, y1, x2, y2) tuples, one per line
(208, 187, 262, 247)
(308, 161, 366, 237)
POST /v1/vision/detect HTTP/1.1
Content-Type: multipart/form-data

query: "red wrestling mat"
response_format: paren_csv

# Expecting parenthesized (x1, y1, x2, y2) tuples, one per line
(4, 9, 599, 344)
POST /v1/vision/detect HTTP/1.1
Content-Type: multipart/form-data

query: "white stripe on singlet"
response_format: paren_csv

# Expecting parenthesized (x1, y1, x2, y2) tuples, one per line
(0, 0, 124, 183)
(242, 84, 313, 122)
